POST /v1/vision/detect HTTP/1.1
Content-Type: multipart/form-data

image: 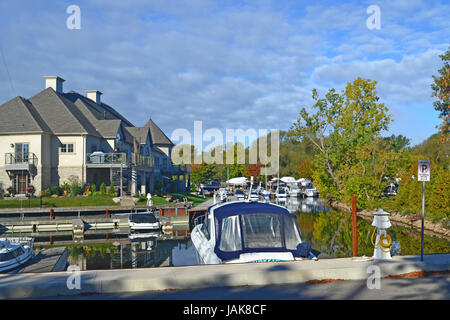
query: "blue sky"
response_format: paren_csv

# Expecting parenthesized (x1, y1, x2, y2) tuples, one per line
(0, 0, 449, 147)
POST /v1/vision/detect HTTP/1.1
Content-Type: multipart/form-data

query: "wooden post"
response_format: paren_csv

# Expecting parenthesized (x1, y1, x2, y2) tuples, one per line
(50, 208, 53, 220)
(106, 208, 109, 219)
(352, 196, 358, 257)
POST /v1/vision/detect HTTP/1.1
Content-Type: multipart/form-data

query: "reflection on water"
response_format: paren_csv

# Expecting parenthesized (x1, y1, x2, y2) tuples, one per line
(33, 197, 449, 271)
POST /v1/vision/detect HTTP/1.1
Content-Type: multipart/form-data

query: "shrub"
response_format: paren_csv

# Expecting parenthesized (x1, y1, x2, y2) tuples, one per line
(99, 182, 107, 194)
(49, 184, 61, 196)
(41, 188, 51, 197)
(109, 183, 115, 196)
(70, 183, 81, 196)
(91, 184, 97, 193)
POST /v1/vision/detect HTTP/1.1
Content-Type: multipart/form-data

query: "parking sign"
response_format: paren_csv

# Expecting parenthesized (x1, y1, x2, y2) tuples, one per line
(418, 160, 430, 181)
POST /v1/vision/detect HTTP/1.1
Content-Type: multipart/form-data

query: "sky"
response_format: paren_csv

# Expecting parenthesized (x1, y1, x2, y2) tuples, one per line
(0, 0, 449, 148)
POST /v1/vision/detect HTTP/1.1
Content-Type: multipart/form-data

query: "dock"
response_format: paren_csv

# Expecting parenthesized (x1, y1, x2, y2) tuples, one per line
(16, 247, 68, 273)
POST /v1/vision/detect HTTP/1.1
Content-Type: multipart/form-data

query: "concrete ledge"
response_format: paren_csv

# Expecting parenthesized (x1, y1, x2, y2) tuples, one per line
(0, 254, 448, 299)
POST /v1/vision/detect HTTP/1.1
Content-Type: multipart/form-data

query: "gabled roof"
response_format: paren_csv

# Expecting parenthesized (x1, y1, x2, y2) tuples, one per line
(125, 127, 150, 145)
(27, 88, 100, 136)
(144, 118, 173, 146)
(0, 96, 52, 134)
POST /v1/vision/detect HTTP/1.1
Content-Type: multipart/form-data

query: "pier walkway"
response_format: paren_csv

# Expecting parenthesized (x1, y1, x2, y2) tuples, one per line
(1, 253, 448, 299)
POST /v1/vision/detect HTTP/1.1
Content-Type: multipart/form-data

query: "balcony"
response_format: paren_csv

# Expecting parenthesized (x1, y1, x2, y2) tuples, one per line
(5, 153, 38, 171)
(86, 152, 127, 168)
(131, 153, 154, 168)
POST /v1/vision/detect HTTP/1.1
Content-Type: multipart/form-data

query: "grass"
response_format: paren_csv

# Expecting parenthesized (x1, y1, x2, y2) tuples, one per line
(0, 192, 212, 209)
(0, 196, 118, 209)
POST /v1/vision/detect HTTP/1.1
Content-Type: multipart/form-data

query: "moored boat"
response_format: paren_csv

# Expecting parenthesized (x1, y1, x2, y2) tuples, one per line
(128, 212, 161, 230)
(191, 200, 318, 264)
(0, 237, 34, 273)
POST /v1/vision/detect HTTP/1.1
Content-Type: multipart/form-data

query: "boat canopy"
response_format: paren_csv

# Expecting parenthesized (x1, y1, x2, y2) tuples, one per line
(226, 177, 248, 185)
(211, 202, 303, 261)
(129, 213, 158, 223)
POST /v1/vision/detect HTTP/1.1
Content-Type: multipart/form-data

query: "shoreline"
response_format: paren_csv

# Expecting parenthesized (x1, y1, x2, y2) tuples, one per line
(328, 200, 450, 240)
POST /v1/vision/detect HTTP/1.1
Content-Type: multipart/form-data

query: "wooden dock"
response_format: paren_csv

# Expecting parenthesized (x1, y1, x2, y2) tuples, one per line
(17, 247, 68, 273)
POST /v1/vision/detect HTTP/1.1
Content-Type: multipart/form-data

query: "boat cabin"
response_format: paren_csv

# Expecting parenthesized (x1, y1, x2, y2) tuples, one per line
(192, 201, 305, 264)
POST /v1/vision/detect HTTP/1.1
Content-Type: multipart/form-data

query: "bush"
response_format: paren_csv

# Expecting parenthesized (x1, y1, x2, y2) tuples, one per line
(41, 188, 52, 197)
(70, 183, 81, 197)
(99, 182, 107, 194)
(109, 183, 115, 196)
(50, 184, 61, 196)
(91, 184, 97, 193)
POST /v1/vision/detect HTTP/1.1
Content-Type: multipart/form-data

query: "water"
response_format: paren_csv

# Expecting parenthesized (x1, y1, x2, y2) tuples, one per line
(33, 197, 449, 271)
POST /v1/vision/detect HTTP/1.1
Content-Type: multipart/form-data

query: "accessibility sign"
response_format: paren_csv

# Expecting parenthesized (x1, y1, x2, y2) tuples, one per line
(418, 160, 430, 181)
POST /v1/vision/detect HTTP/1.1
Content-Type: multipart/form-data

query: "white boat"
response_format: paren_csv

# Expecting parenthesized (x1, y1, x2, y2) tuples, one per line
(304, 188, 318, 198)
(128, 212, 161, 230)
(191, 200, 317, 264)
(261, 190, 270, 200)
(276, 187, 287, 198)
(235, 189, 246, 200)
(249, 188, 259, 200)
(0, 237, 34, 272)
(288, 185, 302, 197)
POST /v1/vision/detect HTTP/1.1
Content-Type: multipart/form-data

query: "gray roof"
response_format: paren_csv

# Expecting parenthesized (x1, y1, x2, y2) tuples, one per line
(0, 86, 173, 150)
(27, 88, 100, 136)
(0, 96, 52, 134)
(144, 118, 173, 146)
(124, 127, 150, 145)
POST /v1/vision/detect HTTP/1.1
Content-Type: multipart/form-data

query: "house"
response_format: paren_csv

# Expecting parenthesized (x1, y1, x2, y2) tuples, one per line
(0, 76, 187, 196)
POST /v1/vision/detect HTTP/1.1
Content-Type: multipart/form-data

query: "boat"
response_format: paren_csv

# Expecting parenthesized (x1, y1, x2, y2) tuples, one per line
(235, 189, 246, 200)
(261, 190, 270, 200)
(304, 188, 318, 198)
(128, 212, 161, 230)
(276, 187, 287, 198)
(249, 188, 259, 200)
(0, 237, 34, 273)
(191, 200, 318, 264)
(288, 185, 302, 197)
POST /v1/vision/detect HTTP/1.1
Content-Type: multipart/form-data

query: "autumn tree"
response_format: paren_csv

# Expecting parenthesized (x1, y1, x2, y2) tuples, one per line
(431, 46, 450, 140)
(289, 77, 397, 207)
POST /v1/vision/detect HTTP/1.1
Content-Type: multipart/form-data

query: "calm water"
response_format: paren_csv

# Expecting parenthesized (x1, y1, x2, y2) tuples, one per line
(34, 197, 449, 271)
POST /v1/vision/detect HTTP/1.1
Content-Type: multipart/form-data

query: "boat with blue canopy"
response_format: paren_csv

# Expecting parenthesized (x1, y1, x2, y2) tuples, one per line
(191, 200, 318, 264)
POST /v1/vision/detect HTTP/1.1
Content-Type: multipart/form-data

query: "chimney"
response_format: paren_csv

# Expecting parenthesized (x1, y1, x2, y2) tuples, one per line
(44, 76, 65, 93)
(86, 90, 102, 104)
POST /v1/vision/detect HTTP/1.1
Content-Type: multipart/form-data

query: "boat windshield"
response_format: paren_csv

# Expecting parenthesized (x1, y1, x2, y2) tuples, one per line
(0, 246, 24, 262)
(218, 213, 301, 252)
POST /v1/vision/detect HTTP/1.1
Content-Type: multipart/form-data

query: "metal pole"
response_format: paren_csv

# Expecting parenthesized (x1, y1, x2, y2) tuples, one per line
(352, 196, 357, 257)
(421, 181, 425, 262)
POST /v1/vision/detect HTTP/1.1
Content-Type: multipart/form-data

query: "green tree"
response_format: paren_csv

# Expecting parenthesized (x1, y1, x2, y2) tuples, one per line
(431, 45, 450, 138)
(289, 78, 395, 208)
(191, 163, 217, 185)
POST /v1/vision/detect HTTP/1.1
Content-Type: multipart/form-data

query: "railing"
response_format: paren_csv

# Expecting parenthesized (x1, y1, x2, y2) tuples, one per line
(4, 153, 38, 168)
(86, 152, 127, 166)
(131, 154, 154, 167)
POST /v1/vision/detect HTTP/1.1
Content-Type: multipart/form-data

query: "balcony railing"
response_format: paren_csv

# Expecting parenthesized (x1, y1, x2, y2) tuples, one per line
(131, 154, 154, 167)
(5, 153, 38, 170)
(86, 152, 127, 167)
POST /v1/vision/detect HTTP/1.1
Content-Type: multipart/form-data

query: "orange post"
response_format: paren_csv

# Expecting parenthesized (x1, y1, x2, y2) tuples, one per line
(50, 208, 53, 220)
(106, 208, 109, 219)
(352, 196, 358, 257)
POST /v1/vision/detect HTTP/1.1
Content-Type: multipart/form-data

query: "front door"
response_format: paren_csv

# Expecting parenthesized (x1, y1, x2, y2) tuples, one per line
(17, 175, 27, 194)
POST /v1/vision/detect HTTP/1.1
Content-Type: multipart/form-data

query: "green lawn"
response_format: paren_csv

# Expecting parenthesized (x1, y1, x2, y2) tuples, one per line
(0, 192, 211, 209)
(0, 196, 118, 209)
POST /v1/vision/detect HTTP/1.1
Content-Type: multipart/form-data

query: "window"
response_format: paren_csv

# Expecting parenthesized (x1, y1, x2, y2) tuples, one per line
(61, 143, 74, 153)
(242, 214, 283, 249)
(219, 215, 242, 252)
(200, 217, 210, 240)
